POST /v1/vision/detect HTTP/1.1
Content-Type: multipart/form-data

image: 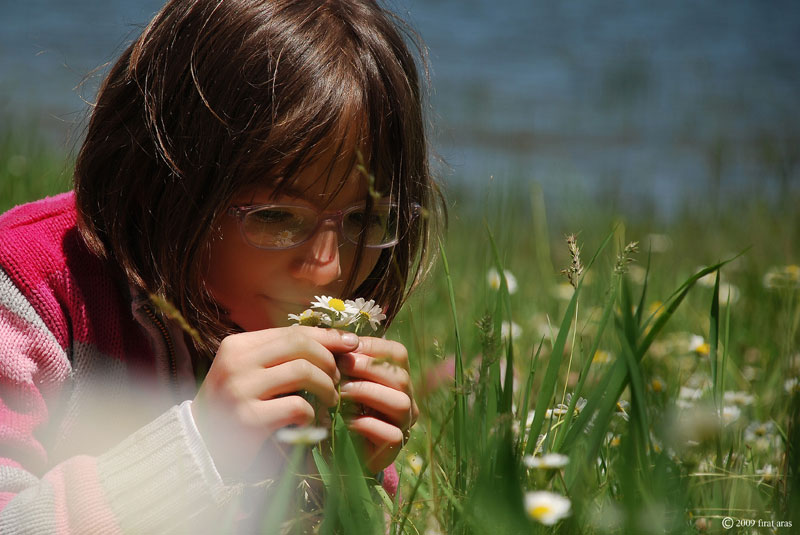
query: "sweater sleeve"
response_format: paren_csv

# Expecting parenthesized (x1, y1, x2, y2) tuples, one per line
(0, 268, 232, 533)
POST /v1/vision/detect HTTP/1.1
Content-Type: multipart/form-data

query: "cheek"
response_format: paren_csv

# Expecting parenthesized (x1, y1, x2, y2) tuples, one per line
(204, 221, 267, 306)
(349, 248, 383, 287)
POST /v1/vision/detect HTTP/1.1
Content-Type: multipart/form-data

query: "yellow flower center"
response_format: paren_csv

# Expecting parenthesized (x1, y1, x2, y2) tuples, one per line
(330, 298, 346, 312)
(695, 343, 710, 356)
(360, 310, 370, 319)
(530, 505, 552, 520)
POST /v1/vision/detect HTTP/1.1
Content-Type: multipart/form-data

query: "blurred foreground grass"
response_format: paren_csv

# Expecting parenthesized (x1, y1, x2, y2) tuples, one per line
(2, 125, 798, 534)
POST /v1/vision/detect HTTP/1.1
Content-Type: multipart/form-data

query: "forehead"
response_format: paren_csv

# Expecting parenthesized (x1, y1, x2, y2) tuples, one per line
(289, 148, 368, 203)
(237, 146, 371, 207)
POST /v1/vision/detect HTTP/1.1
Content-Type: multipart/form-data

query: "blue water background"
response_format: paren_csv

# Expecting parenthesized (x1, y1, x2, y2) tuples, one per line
(2, 0, 799, 216)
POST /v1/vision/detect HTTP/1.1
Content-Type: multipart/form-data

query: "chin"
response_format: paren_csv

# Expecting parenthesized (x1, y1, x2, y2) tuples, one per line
(229, 310, 278, 332)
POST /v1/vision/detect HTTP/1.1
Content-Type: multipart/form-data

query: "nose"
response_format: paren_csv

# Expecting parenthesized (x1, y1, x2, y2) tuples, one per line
(289, 222, 343, 287)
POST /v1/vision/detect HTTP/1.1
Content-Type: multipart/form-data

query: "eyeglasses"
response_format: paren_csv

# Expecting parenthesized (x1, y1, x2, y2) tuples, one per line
(227, 201, 402, 250)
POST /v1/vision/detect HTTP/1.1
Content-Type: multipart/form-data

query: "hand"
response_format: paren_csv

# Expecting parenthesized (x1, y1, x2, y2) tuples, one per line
(192, 326, 359, 479)
(336, 337, 419, 474)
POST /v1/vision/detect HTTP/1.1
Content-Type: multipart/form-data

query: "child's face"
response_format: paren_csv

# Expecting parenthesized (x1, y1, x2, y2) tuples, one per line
(204, 155, 383, 331)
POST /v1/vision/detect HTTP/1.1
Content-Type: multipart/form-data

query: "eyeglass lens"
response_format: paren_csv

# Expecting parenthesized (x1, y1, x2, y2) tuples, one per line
(241, 204, 397, 249)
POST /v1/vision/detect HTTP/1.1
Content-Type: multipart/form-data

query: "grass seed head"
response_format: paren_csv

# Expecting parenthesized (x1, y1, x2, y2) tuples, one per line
(561, 233, 584, 288)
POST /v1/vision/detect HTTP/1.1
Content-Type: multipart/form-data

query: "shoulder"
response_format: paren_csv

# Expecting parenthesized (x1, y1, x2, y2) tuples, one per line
(0, 192, 83, 299)
(0, 193, 132, 354)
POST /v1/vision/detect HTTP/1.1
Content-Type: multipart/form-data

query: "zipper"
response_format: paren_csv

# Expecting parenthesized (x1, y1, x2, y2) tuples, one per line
(142, 304, 179, 393)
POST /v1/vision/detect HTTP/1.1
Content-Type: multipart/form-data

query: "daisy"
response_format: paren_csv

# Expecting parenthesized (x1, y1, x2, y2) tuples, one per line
(645, 233, 672, 253)
(311, 295, 353, 314)
(346, 297, 386, 331)
(723, 390, 755, 406)
(718, 282, 740, 305)
(552, 282, 575, 301)
(763, 264, 800, 289)
(275, 426, 329, 445)
(744, 421, 780, 453)
(786, 377, 799, 395)
(524, 491, 571, 525)
(523, 453, 569, 469)
(487, 268, 518, 294)
(592, 349, 613, 364)
(688, 335, 710, 356)
(287, 308, 325, 327)
(407, 453, 424, 476)
(756, 464, 778, 483)
(649, 377, 666, 393)
(721, 405, 741, 425)
(271, 230, 296, 248)
(310, 295, 358, 328)
(501, 321, 522, 340)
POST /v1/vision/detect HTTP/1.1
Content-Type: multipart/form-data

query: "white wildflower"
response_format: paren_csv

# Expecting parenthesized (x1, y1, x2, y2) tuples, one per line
(696, 269, 716, 288)
(487, 268, 518, 294)
(552, 282, 575, 301)
(407, 453, 424, 476)
(645, 233, 672, 253)
(723, 390, 755, 406)
(744, 421, 780, 454)
(627, 264, 648, 285)
(524, 491, 571, 525)
(272, 230, 296, 248)
(688, 335, 710, 356)
(275, 426, 329, 445)
(310, 295, 356, 315)
(756, 464, 778, 483)
(615, 400, 630, 421)
(346, 297, 386, 331)
(763, 264, 800, 290)
(786, 377, 800, 395)
(287, 308, 325, 327)
(501, 321, 522, 340)
(679, 386, 704, 401)
(718, 282, 740, 305)
(523, 453, 569, 469)
(592, 349, 613, 364)
(721, 405, 741, 425)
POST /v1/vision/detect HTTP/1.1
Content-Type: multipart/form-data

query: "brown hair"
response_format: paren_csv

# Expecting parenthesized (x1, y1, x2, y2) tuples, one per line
(74, 0, 446, 355)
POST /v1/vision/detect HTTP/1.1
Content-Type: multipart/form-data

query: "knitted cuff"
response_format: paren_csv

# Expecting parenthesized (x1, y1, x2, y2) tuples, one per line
(96, 402, 234, 533)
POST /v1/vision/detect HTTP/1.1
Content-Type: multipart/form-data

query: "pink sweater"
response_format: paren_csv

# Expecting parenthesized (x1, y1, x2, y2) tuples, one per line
(0, 193, 398, 532)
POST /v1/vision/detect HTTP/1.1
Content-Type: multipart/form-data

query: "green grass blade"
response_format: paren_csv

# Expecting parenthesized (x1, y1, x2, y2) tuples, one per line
(709, 270, 721, 410)
(261, 445, 306, 534)
(524, 282, 580, 455)
(438, 238, 466, 492)
(634, 248, 652, 327)
(553, 281, 617, 452)
(527, 229, 616, 456)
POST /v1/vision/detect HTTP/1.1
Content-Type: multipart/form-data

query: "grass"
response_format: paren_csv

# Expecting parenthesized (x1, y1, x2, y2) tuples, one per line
(2, 125, 798, 533)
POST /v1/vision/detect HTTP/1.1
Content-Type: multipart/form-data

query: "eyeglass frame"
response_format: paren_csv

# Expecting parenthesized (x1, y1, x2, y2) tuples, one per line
(226, 200, 419, 251)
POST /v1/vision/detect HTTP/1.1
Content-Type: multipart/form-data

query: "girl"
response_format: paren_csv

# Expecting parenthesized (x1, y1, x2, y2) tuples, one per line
(0, 0, 445, 532)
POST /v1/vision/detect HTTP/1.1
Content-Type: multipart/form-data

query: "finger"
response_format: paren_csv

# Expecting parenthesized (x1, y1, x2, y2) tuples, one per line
(339, 381, 413, 428)
(351, 337, 410, 369)
(238, 325, 360, 354)
(259, 395, 317, 431)
(253, 335, 341, 383)
(243, 360, 340, 407)
(348, 416, 404, 473)
(337, 352, 411, 392)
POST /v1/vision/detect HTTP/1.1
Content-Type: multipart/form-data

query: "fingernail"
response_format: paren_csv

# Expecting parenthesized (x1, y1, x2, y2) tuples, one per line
(339, 380, 353, 392)
(341, 332, 359, 347)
